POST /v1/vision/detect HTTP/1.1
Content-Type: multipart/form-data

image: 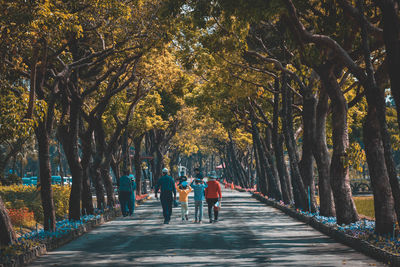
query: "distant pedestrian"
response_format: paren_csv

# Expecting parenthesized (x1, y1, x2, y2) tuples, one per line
(176, 181, 192, 221)
(205, 176, 222, 223)
(190, 178, 208, 223)
(155, 168, 177, 224)
(119, 170, 136, 217)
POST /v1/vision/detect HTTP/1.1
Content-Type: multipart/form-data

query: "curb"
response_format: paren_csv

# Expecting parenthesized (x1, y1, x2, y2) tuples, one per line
(0, 198, 148, 267)
(249, 192, 400, 266)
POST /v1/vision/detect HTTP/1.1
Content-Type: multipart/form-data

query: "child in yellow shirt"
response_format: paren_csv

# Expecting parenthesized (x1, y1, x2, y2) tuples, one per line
(176, 181, 193, 221)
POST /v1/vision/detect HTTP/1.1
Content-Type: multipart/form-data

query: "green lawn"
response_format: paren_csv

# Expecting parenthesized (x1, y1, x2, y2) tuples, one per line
(317, 195, 375, 219)
(353, 196, 375, 219)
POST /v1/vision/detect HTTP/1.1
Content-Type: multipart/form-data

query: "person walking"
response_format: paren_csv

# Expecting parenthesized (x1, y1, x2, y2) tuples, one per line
(190, 178, 208, 223)
(176, 181, 192, 221)
(129, 174, 137, 216)
(119, 170, 136, 217)
(155, 168, 177, 224)
(205, 176, 222, 223)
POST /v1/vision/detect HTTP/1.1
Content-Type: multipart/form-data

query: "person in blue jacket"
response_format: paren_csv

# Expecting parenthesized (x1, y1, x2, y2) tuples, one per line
(119, 170, 136, 217)
(190, 178, 208, 223)
(128, 174, 137, 216)
(155, 168, 177, 224)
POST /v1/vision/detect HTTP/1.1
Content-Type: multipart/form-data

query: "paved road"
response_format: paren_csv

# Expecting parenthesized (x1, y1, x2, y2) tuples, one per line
(32, 189, 384, 266)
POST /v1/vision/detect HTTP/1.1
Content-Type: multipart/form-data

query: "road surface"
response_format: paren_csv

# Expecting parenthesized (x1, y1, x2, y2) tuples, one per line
(32, 189, 384, 266)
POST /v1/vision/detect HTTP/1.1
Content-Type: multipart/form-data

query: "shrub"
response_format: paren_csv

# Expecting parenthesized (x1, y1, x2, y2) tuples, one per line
(0, 184, 70, 224)
(7, 207, 36, 228)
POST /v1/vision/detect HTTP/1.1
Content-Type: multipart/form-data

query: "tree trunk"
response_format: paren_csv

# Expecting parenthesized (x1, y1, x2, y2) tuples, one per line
(0, 196, 16, 247)
(57, 141, 64, 186)
(92, 149, 106, 210)
(317, 65, 358, 225)
(251, 120, 269, 195)
(313, 88, 336, 217)
(101, 156, 116, 208)
(273, 89, 293, 204)
(364, 110, 396, 233)
(169, 149, 180, 179)
(359, 11, 397, 233)
(281, 77, 308, 210)
(363, 1, 400, 225)
(221, 151, 234, 183)
(110, 158, 121, 188)
(261, 132, 282, 200)
(35, 121, 56, 231)
(376, 0, 400, 131)
(80, 129, 94, 215)
(299, 90, 318, 212)
(67, 158, 83, 220)
(121, 131, 131, 174)
(238, 153, 251, 188)
(91, 163, 105, 210)
(154, 147, 163, 184)
(230, 143, 248, 188)
(225, 144, 242, 187)
(81, 168, 93, 215)
(133, 135, 144, 195)
(58, 103, 83, 221)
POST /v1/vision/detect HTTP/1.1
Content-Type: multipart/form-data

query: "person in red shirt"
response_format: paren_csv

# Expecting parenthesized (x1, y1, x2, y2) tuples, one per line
(205, 176, 222, 223)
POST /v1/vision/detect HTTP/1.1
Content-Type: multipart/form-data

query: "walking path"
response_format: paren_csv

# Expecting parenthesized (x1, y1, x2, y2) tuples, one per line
(32, 189, 384, 266)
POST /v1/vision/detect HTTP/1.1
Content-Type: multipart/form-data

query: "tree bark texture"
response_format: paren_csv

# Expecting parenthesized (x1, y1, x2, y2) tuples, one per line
(361, 1, 400, 225)
(0, 196, 16, 247)
(299, 90, 318, 212)
(133, 135, 144, 195)
(318, 65, 358, 225)
(261, 134, 283, 199)
(313, 89, 336, 217)
(58, 102, 82, 221)
(251, 119, 269, 195)
(364, 110, 396, 233)
(121, 131, 131, 174)
(359, 8, 397, 233)
(273, 89, 293, 204)
(36, 121, 56, 231)
(101, 155, 116, 208)
(281, 78, 308, 210)
(110, 158, 120, 189)
(376, 0, 400, 131)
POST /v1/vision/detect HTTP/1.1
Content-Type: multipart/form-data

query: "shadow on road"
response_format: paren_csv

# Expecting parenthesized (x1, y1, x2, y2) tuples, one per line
(32, 190, 384, 266)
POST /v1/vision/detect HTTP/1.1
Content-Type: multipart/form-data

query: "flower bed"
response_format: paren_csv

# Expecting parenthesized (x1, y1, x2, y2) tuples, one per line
(7, 208, 36, 229)
(0, 185, 70, 226)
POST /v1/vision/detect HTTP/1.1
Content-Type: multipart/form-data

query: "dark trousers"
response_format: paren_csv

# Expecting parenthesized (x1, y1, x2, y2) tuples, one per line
(207, 198, 219, 221)
(129, 193, 135, 216)
(120, 191, 133, 216)
(160, 193, 173, 222)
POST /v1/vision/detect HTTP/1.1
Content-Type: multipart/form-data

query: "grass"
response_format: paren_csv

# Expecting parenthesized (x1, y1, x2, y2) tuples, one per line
(353, 196, 375, 219)
(317, 195, 375, 219)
